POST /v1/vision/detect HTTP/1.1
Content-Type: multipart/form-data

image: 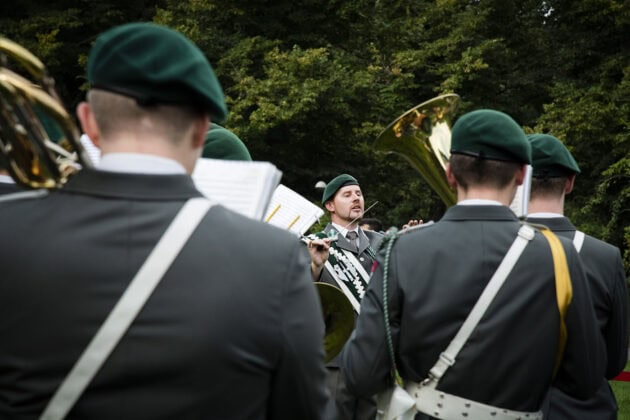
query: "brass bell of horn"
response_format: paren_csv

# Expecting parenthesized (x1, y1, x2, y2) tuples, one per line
(375, 94, 460, 206)
(315, 282, 354, 363)
(0, 37, 92, 189)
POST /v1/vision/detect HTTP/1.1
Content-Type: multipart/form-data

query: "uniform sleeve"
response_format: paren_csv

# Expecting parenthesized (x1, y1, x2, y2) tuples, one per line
(267, 243, 329, 420)
(603, 248, 629, 378)
(553, 242, 606, 399)
(341, 245, 400, 397)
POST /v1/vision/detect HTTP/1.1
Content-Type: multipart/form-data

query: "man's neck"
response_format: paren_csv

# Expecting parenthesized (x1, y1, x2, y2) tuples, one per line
(457, 185, 517, 207)
(528, 195, 565, 215)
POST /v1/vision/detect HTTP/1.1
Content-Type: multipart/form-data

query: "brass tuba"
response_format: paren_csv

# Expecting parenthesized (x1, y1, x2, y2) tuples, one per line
(0, 37, 91, 189)
(316, 282, 354, 363)
(375, 94, 460, 206)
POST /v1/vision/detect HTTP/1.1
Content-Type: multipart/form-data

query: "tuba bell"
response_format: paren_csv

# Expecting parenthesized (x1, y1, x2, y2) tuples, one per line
(315, 282, 354, 363)
(375, 94, 460, 206)
(0, 37, 91, 189)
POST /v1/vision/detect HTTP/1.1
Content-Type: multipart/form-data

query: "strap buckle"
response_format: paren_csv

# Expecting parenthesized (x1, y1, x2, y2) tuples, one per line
(428, 352, 454, 380)
(518, 224, 535, 240)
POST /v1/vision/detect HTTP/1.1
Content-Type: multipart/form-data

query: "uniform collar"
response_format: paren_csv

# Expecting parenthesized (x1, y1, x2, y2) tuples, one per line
(442, 204, 520, 222)
(63, 168, 202, 200)
(331, 222, 359, 239)
(457, 198, 503, 206)
(97, 153, 186, 174)
(527, 212, 563, 218)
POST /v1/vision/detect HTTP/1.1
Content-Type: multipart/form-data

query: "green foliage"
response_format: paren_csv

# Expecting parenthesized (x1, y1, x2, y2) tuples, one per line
(1, 0, 627, 270)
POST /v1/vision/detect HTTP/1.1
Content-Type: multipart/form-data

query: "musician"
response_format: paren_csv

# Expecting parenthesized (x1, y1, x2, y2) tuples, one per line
(342, 109, 604, 419)
(0, 23, 327, 419)
(526, 133, 628, 420)
(307, 173, 382, 420)
(202, 122, 252, 161)
(359, 217, 383, 233)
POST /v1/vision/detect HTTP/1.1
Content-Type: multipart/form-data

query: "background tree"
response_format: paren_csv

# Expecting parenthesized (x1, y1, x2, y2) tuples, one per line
(1, 0, 627, 272)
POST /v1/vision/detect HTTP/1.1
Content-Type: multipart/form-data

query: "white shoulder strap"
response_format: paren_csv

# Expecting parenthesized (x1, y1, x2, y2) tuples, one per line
(427, 224, 536, 383)
(40, 197, 214, 420)
(573, 230, 585, 253)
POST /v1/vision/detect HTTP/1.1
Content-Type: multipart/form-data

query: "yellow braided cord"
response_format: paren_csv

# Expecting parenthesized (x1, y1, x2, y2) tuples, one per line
(540, 228, 573, 374)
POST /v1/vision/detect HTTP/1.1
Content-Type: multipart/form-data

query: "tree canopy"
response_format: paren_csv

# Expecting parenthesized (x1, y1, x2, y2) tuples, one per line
(1, 0, 628, 272)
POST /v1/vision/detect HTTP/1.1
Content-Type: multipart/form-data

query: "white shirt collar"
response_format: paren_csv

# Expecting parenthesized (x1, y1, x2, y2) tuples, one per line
(0, 174, 15, 184)
(97, 153, 186, 175)
(457, 198, 503, 206)
(331, 222, 360, 238)
(528, 212, 564, 218)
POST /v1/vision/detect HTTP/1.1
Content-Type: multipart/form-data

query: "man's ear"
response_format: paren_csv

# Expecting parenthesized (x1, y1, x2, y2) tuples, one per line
(76, 102, 100, 147)
(192, 115, 210, 150)
(565, 174, 576, 194)
(324, 200, 335, 213)
(514, 164, 527, 186)
(445, 163, 457, 188)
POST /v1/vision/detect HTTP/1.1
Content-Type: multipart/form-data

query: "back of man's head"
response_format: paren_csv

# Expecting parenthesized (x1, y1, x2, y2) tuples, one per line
(528, 133, 580, 199)
(87, 22, 227, 122)
(450, 109, 530, 190)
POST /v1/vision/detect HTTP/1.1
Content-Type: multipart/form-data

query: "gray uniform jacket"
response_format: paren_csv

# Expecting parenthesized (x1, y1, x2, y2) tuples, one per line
(342, 205, 605, 414)
(0, 169, 328, 420)
(0, 181, 21, 195)
(317, 223, 382, 420)
(529, 216, 628, 420)
(317, 223, 382, 291)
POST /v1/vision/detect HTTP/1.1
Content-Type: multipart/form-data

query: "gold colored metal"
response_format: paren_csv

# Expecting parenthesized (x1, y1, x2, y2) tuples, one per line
(375, 94, 460, 206)
(0, 37, 91, 189)
(315, 282, 354, 363)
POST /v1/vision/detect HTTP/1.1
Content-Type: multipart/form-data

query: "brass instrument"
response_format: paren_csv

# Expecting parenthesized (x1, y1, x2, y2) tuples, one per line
(375, 94, 460, 206)
(0, 37, 91, 189)
(315, 282, 354, 362)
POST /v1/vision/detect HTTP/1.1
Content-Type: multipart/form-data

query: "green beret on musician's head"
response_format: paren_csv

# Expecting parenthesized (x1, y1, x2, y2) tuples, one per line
(87, 22, 227, 122)
(527, 133, 580, 177)
(451, 109, 531, 164)
(202, 123, 252, 161)
(322, 174, 359, 204)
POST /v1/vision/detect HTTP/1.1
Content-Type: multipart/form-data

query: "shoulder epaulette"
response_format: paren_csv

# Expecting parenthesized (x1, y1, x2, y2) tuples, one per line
(375, 221, 436, 253)
(395, 220, 435, 237)
(0, 189, 49, 203)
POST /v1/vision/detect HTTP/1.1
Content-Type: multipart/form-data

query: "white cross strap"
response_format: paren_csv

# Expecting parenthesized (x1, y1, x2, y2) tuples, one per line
(40, 197, 214, 420)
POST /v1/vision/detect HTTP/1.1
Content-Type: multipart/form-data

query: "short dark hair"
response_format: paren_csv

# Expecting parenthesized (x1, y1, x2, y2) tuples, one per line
(530, 176, 568, 199)
(359, 217, 383, 232)
(449, 154, 521, 191)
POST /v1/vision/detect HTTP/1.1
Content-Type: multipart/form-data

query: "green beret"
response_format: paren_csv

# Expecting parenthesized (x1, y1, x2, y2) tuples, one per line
(451, 109, 531, 164)
(87, 22, 227, 122)
(527, 134, 580, 177)
(202, 123, 252, 161)
(322, 174, 359, 204)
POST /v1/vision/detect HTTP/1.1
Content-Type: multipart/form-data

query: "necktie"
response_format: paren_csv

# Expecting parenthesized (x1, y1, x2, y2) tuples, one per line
(346, 230, 358, 249)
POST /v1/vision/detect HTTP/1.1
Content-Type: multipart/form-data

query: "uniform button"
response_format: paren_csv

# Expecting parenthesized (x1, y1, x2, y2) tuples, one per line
(360, 257, 365, 261)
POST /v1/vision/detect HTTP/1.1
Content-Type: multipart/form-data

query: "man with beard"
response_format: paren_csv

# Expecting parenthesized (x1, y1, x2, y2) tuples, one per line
(307, 173, 382, 420)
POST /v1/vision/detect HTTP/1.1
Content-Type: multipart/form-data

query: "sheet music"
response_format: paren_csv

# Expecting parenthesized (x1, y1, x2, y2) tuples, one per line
(264, 184, 324, 235)
(510, 164, 532, 218)
(192, 158, 282, 220)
